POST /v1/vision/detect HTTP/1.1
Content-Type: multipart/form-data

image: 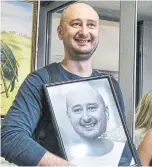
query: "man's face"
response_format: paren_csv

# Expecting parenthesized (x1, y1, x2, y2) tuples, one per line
(67, 91, 107, 140)
(58, 4, 100, 60)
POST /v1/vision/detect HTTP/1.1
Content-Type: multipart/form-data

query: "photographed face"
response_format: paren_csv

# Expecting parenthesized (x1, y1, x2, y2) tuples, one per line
(66, 90, 107, 140)
(58, 4, 100, 60)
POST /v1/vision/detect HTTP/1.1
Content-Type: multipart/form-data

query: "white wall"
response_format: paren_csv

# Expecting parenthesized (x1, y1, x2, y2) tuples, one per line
(50, 13, 64, 63)
(142, 21, 152, 95)
(51, 13, 119, 71)
(92, 20, 119, 71)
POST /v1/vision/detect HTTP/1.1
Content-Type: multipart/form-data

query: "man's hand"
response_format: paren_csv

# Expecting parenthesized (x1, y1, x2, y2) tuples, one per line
(38, 151, 74, 166)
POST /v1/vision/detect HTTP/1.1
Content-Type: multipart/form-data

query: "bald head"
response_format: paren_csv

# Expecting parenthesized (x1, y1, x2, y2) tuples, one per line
(66, 84, 106, 109)
(60, 3, 99, 27)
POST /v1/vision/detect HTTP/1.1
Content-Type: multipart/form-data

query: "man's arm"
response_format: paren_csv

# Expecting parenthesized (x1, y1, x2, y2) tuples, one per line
(1, 69, 71, 166)
(38, 151, 72, 166)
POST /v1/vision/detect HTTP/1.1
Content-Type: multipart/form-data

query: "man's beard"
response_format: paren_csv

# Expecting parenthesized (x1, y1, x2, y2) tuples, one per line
(64, 41, 99, 61)
(73, 49, 96, 61)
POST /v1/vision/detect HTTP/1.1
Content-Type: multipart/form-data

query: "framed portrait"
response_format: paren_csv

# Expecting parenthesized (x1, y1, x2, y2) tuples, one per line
(95, 69, 119, 81)
(0, 0, 40, 117)
(43, 75, 141, 166)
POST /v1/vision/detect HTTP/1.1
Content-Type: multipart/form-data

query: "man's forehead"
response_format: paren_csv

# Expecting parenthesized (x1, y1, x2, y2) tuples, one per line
(65, 17, 98, 23)
(67, 92, 101, 107)
(61, 3, 99, 24)
(68, 100, 100, 109)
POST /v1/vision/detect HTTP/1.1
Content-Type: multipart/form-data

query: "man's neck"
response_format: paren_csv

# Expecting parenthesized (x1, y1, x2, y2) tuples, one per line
(61, 58, 93, 77)
(84, 138, 114, 156)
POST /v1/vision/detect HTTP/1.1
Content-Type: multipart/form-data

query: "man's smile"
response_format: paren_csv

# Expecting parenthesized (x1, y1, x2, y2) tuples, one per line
(74, 38, 91, 46)
(75, 38, 91, 43)
(81, 123, 96, 131)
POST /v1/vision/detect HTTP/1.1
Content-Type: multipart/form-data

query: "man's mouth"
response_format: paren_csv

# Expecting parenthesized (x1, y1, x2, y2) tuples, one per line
(83, 123, 96, 129)
(75, 38, 91, 43)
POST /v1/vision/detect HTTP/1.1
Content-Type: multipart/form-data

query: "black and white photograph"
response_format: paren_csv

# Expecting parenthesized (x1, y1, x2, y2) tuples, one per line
(44, 76, 136, 167)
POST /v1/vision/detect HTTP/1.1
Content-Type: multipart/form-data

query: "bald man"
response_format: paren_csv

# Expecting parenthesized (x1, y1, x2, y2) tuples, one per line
(64, 86, 128, 167)
(1, 2, 126, 166)
(57, 2, 99, 64)
(65, 85, 114, 156)
(66, 86, 109, 140)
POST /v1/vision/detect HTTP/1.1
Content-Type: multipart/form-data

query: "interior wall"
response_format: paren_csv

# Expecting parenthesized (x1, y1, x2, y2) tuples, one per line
(93, 20, 119, 71)
(142, 21, 152, 95)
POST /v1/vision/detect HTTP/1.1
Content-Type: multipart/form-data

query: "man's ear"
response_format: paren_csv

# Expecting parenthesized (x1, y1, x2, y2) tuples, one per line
(105, 105, 110, 120)
(57, 25, 64, 40)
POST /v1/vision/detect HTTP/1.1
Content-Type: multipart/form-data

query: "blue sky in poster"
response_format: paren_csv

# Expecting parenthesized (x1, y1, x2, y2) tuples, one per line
(1, 1, 33, 37)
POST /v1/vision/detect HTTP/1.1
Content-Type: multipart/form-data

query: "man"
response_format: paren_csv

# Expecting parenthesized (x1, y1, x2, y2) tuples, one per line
(1, 3, 125, 166)
(65, 85, 127, 166)
(66, 85, 114, 157)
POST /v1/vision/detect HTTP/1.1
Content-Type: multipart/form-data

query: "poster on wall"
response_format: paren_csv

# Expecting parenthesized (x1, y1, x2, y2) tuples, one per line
(0, 0, 39, 117)
(43, 75, 140, 166)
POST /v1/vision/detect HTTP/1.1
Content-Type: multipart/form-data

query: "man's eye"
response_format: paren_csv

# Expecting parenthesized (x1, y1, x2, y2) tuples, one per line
(72, 22, 80, 27)
(88, 23, 96, 28)
(73, 108, 82, 113)
(88, 106, 97, 112)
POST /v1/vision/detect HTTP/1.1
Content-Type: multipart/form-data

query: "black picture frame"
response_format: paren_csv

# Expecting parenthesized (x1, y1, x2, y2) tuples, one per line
(43, 75, 140, 166)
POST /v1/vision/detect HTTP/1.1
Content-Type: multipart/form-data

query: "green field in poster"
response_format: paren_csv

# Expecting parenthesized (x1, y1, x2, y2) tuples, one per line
(1, 32, 32, 115)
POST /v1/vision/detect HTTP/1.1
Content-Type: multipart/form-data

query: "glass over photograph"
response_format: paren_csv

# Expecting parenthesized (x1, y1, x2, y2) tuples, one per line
(43, 76, 137, 166)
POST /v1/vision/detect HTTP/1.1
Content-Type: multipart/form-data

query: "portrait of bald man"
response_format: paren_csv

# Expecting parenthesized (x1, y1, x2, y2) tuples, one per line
(56, 83, 127, 166)
(65, 85, 114, 156)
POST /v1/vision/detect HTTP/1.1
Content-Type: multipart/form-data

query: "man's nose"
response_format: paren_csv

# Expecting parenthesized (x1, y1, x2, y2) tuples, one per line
(82, 109, 91, 123)
(79, 25, 89, 38)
